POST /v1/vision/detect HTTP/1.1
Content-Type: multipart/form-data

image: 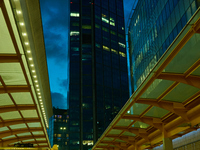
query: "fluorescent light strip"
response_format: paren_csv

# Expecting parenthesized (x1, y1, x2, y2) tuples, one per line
(16, 8, 49, 128)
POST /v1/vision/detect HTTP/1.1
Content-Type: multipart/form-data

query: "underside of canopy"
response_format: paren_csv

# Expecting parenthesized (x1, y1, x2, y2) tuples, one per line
(0, 0, 52, 148)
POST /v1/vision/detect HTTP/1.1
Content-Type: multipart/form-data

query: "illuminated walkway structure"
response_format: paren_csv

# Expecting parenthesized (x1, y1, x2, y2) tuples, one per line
(0, 0, 52, 149)
(92, 8, 200, 150)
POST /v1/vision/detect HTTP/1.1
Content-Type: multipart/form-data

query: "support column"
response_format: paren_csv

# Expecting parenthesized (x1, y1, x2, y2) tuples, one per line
(163, 138, 173, 150)
(162, 123, 173, 150)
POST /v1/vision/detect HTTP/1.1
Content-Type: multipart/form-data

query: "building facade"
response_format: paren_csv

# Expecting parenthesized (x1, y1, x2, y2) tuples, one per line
(128, 0, 199, 92)
(48, 108, 69, 150)
(69, 0, 129, 149)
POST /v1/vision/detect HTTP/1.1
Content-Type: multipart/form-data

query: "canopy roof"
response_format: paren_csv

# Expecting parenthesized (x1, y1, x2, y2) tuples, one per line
(0, 0, 52, 148)
(92, 8, 200, 150)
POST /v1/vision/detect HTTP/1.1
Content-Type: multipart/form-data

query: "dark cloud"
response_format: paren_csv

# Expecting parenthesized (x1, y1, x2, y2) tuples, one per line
(40, 0, 69, 64)
(51, 92, 67, 109)
(59, 78, 69, 91)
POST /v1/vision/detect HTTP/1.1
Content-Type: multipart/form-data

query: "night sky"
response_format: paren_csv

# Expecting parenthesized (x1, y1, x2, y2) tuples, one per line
(40, 0, 135, 109)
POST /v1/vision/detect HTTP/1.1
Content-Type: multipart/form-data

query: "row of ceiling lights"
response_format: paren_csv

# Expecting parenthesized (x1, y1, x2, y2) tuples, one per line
(15, 4, 48, 128)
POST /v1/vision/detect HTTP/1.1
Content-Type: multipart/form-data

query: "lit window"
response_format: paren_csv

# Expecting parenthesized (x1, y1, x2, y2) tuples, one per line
(111, 49, 118, 54)
(70, 31, 79, 36)
(65, 142, 68, 145)
(82, 25, 91, 29)
(102, 17, 109, 23)
(110, 17, 115, 26)
(118, 42, 125, 48)
(103, 45, 110, 51)
(82, 140, 93, 145)
(102, 14, 109, 24)
(119, 52, 126, 57)
(110, 30, 116, 35)
(57, 134, 61, 137)
(70, 13, 80, 17)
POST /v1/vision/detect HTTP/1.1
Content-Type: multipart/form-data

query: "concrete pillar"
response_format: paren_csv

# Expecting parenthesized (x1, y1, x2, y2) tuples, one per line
(163, 138, 173, 150)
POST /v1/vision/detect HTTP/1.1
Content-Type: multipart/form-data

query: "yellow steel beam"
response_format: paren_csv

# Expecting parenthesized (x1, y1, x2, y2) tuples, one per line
(0, 105, 37, 113)
(0, 85, 31, 93)
(157, 73, 200, 89)
(0, 118, 40, 127)
(0, 135, 46, 147)
(136, 98, 189, 121)
(0, 127, 43, 138)
(0, 147, 49, 150)
(113, 126, 150, 142)
(184, 59, 200, 77)
(0, 54, 20, 63)
(123, 115, 163, 131)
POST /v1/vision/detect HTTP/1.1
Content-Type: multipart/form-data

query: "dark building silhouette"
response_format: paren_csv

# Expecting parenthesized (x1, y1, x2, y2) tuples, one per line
(68, 0, 129, 149)
(48, 108, 69, 150)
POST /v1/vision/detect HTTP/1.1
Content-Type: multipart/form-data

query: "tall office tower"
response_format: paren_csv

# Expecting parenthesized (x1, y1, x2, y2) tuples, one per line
(69, 0, 129, 149)
(48, 108, 69, 150)
(128, 0, 199, 92)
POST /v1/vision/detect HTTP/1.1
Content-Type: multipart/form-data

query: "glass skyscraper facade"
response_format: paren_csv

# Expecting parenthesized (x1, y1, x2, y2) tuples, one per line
(69, 0, 129, 150)
(128, 0, 199, 92)
(48, 108, 69, 150)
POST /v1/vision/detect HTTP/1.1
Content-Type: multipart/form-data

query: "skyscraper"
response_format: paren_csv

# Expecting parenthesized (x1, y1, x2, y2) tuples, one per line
(48, 108, 69, 150)
(128, 0, 199, 92)
(68, 0, 129, 149)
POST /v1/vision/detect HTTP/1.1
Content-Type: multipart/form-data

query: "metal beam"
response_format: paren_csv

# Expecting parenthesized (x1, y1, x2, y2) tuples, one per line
(0, 135, 46, 147)
(136, 98, 189, 121)
(184, 59, 200, 77)
(123, 115, 163, 131)
(0, 105, 37, 113)
(0, 85, 30, 93)
(0, 118, 40, 127)
(157, 73, 200, 89)
(113, 126, 150, 142)
(0, 54, 20, 63)
(0, 127, 43, 138)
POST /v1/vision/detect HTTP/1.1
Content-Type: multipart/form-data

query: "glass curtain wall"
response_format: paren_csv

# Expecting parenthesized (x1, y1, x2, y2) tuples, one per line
(128, 0, 199, 92)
